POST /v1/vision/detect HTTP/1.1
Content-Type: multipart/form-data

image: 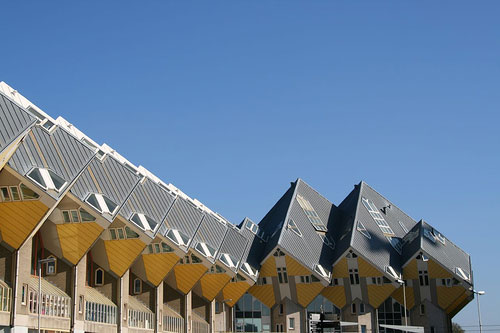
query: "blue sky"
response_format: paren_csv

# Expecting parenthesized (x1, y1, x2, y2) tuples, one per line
(2, 1, 499, 328)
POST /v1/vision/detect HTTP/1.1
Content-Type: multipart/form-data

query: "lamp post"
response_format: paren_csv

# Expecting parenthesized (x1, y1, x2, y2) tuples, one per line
(396, 277, 408, 333)
(38, 257, 56, 333)
(221, 299, 233, 333)
(471, 290, 485, 333)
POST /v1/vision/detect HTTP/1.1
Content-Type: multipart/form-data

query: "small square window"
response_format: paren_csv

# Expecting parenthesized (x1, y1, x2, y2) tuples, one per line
(1, 187, 11, 202)
(71, 210, 80, 223)
(62, 211, 71, 223)
(117, 228, 125, 239)
(10, 186, 20, 201)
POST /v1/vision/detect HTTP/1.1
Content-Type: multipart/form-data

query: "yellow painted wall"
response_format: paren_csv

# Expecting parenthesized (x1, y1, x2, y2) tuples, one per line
(366, 285, 396, 308)
(199, 273, 231, 301)
(358, 257, 382, 277)
(331, 258, 349, 278)
(391, 286, 415, 309)
(296, 282, 324, 307)
(103, 239, 145, 277)
(321, 286, 346, 309)
(403, 259, 418, 280)
(173, 264, 207, 294)
(248, 284, 275, 308)
(0, 201, 48, 249)
(259, 257, 277, 277)
(57, 222, 103, 265)
(221, 282, 251, 307)
(428, 260, 452, 279)
(143, 252, 179, 286)
(446, 291, 469, 315)
(437, 286, 466, 310)
(285, 256, 310, 276)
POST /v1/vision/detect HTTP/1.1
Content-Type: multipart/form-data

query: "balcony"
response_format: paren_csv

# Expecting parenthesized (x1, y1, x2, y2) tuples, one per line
(192, 311, 209, 333)
(128, 296, 154, 331)
(163, 304, 184, 333)
(84, 286, 118, 333)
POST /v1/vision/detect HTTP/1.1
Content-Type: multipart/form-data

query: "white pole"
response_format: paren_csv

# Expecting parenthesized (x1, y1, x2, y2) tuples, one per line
(476, 293, 483, 333)
(38, 261, 41, 333)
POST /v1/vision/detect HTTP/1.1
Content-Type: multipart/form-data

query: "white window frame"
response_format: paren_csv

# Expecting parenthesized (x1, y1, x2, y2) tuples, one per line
(296, 194, 327, 231)
(26, 167, 67, 193)
(287, 218, 302, 237)
(133, 278, 142, 294)
(357, 221, 371, 239)
(385, 265, 399, 280)
(314, 264, 330, 279)
(95, 268, 104, 286)
(455, 267, 470, 281)
(361, 197, 395, 236)
(195, 242, 216, 259)
(130, 213, 157, 231)
(85, 193, 118, 216)
(289, 317, 295, 330)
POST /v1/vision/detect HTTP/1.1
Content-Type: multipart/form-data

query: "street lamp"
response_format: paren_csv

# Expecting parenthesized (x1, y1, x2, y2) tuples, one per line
(396, 277, 408, 332)
(37, 257, 56, 333)
(471, 289, 485, 333)
(221, 299, 233, 333)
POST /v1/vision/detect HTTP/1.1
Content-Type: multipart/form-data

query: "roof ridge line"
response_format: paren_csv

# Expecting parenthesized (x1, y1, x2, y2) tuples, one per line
(277, 179, 299, 246)
(348, 182, 363, 248)
(296, 178, 336, 207)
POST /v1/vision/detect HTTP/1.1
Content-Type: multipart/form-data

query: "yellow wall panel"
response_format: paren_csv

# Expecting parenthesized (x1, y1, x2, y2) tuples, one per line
(391, 286, 415, 310)
(0, 201, 48, 249)
(285, 256, 311, 276)
(173, 264, 207, 294)
(259, 257, 277, 277)
(221, 282, 251, 307)
(437, 286, 465, 310)
(143, 252, 179, 286)
(200, 274, 231, 301)
(446, 291, 469, 316)
(296, 282, 324, 308)
(428, 260, 452, 279)
(57, 222, 103, 265)
(358, 257, 382, 277)
(332, 258, 348, 279)
(104, 239, 145, 277)
(366, 285, 396, 308)
(403, 259, 418, 280)
(248, 284, 275, 308)
(321, 286, 346, 309)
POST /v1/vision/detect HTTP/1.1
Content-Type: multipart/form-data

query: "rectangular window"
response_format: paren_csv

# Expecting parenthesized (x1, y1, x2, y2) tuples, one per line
(110, 229, 117, 240)
(289, 318, 295, 330)
(349, 269, 359, 285)
(330, 278, 339, 286)
(79, 295, 84, 314)
(1, 187, 11, 202)
(351, 303, 356, 314)
(21, 284, 28, 305)
(361, 197, 395, 235)
(10, 186, 20, 201)
(420, 304, 425, 315)
(62, 211, 71, 223)
(117, 228, 124, 239)
(296, 194, 327, 231)
(419, 270, 429, 286)
(360, 303, 365, 314)
(279, 303, 284, 315)
(71, 210, 80, 223)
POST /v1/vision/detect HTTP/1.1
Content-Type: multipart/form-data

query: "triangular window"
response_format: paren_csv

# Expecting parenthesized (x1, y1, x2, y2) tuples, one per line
(195, 242, 216, 259)
(287, 218, 302, 237)
(86, 193, 118, 216)
(27, 167, 67, 193)
(166, 229, 190, 247)
(357, 221, 371, 239)
(130, 213, 158, 231)
(240, 262, 258, 277)
(455, 267, 470, 281)
(319, 234, 335, 250)
(219, 253, 239, 269)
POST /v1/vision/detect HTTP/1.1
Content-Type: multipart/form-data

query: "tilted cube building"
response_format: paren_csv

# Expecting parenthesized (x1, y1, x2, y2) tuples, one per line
(0, 82, 474, 333)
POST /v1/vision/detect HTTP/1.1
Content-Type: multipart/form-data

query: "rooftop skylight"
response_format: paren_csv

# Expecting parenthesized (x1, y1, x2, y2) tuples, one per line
(423, 228, 436, 244)
(195, 242, 216, 259)
(27, 167, 67, 193)
(287, 218, 302, 237)
(130, 213, 158, 231)
(357, 221, 371, 239)
(455, 267, 470, 281)
(85, 193, 118, 216)
(314, 264, 330, 279)
(296, 194, 327, 232)
(361, 197, 395, 236)
(385, 265, 400, 280)
(241, 262, 258, 277)
(319, 233, 335, 250)
(219, 252, 239, 269)
(166, 229, 190, 248)
(432, 229, 446, 245)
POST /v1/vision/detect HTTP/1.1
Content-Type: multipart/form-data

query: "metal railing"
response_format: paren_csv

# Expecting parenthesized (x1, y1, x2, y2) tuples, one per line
(163, 314, 184, 333)
(128, 308, 154, 330)
(28, 289, 70, 317)
(84, 300, 117, 324)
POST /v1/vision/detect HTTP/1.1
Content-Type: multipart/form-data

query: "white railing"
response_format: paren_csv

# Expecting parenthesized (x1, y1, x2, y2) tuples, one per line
(0, 283, 11, 312)
(192, 312, 209, 333)
(85, 300, 117, 324)
(163, 314, 184, 333)
(128, 308, 154, 330)
(28, 290, 70, 317)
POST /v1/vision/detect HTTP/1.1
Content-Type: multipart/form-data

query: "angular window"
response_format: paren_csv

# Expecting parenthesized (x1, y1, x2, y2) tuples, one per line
(62, 211, 71, 223)
(314, 264, 330, 279)
(195, 242, 216, 259)
(130, 213, 157, 231)
(27, 168, 67, 193)
(386, 265, 400, 280)
(423, 228, 436, 243)
(277, 267, 288, 284)
(79, 208, 96, 222)
(46, 256, 57, 275)
(418, 270, 429, 286)
(349, 269, 360, 285)
(387, 236, 403, 255)
(133, 278, 142, 294)
(161, 242, 173, 253)
(10, 186, 20, 201)
(319, 234, 335, 250)
(166, 229, 190, 247)
(0, 187, 11, 201)
(455, 267, 470, 281)
(191, 254, 202, 264)
(85, 193, 118, 215)
(95, 268, 104, 286)
(273, 248, 285, 257)
(362, 197, 395, 235)
(432, 229, 446, 245)
(125, 226, 140, 239)
(219, 253, 239, 269)
(296, 194, 327, 231)
(240, 262, 258, 277)
(357, 221, 371, 239)
(287, 218, 302, 237)
(71, 210, 80, 223)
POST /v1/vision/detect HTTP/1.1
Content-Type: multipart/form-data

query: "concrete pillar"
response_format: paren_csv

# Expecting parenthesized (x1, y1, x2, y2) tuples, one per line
(209, 300, 215, 333)
(11, 238, 33, 331)
(184, 291, 192, 333)
(72, 254, 87, 333)
(119, 270, 130, 333)
(156, 282, 164, 333)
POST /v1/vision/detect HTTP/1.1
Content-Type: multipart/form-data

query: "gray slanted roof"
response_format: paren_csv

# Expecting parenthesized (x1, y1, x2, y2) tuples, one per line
(277, 179, 337, 278)
(238, 217, 266, 273)
(70, 154, 141, 222)
(119, 177, 176, 237)
(218, 224, 249, 272)
(0, 91, 36, 153)
(160, 196, 204, 250)
(350, 181, 418, 277)
(8, 125, 95, 198)
(191, 214, 228, 263)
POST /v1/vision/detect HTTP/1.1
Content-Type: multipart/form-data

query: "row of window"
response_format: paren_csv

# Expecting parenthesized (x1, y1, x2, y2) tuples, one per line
(146, 242, 173, 254)
(61, 208, 96, 223)
(245, 220, 268, 241)
(296, 194, 327, 231)
(0, 184, 40, 202)
(362, 197, 395, 236)
(109, 227, 140, 240)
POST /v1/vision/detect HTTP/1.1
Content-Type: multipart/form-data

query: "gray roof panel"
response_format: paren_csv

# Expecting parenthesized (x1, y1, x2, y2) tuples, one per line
(192, 214, 228, 256)
(0, 92, 35, 152)
(161, 197, 204, 240)
(218, 225, 249, 269)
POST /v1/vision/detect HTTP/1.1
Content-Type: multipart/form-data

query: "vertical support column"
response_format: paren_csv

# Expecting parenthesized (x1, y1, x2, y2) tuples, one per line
(11, 238, 33, 332)
(185, 291, 192, 333)
(209, 300, 215, 333)
(72, 254, 87, 333)
(119, 270, 130, 333)
(156, 282, 164, 333)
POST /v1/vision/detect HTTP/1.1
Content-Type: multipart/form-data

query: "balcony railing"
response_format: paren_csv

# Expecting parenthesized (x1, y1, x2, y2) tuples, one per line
(28, 290, 70, 317)
(163, 304, 184, 333)
(192, 311, 209, 333)
(128, 308, 154, 330)
(85, 301, 117, 324)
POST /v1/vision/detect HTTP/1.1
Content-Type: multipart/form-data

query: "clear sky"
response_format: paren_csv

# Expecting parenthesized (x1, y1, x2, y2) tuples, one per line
(1, 1, 498, 329)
